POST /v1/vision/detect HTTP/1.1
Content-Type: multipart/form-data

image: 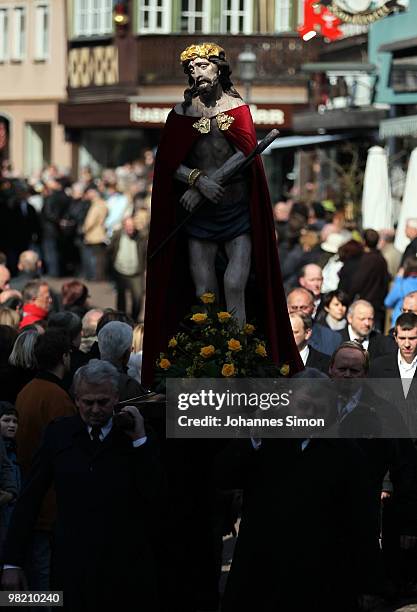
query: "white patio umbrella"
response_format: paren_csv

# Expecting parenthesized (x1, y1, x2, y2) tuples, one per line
(394, 146, 417, 254)
(361, 145, 393, 231)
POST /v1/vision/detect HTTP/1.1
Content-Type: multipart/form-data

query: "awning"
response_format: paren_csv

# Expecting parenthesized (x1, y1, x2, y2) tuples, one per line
(379, 37, 417, 53)
(301, 63, 375, 74)
(379, 115, 417, 139)
(264, 133, 354, 153)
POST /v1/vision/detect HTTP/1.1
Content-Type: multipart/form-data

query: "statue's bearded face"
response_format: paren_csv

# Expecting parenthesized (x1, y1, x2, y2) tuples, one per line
(188, 57, 219, 93)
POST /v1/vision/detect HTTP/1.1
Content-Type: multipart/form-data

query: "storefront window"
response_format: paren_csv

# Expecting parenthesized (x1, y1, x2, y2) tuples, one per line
(275, 0, 292, 33)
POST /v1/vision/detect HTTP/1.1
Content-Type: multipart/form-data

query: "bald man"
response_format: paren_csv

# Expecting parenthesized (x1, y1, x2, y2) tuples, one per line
(10, 251, 42, 293)
(298, 263, 323, 315)
(0, 264, 11, 293)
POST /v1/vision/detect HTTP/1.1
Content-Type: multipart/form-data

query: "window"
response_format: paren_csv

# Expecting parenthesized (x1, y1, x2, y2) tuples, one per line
(275, 0, 291, 32)
(220, 0, 252, 35)
(390, 54, 417, 93)
(138, 0, 171, 33)
(34, 3, 49, 60)
(180, 0, 210, 34)
(11, 6, 26, 61)
(0, 8, 8, 62)
(297, 0, 303, 25)
(74, 0, 113, 37)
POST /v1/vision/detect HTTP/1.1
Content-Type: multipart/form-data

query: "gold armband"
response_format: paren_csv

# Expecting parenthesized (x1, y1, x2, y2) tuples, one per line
(188, 168, 203, 187)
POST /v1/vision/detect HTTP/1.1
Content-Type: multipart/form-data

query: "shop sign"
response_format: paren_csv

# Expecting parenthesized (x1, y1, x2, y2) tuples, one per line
(130, 104, 286, 127)
(298, 0, 401, 41)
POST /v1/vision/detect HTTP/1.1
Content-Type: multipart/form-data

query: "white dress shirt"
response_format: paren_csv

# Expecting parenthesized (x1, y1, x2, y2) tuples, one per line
(397, 350, 417, 398)
(299, 345, 310, 366)
(348, 325, 369, 351)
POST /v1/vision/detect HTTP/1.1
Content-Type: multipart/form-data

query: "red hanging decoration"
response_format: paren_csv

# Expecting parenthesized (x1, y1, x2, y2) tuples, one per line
(297, 0, 343, 41)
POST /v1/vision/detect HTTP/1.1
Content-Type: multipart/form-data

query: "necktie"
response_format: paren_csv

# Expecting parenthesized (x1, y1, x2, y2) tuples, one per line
(90, 425, 102, 450)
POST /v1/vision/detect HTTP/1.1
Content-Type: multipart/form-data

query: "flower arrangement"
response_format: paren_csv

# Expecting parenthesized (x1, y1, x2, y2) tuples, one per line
(155, 293, 290, 388)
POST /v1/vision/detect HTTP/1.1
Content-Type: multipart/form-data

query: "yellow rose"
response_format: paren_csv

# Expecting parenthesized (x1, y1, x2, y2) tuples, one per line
(243, 324, 255, 335)
(228, 339, 242, 352)
(255, 344, 267, 358)
(168, 337, 177, 348)
(200, 292, 216, 304)
(191, 313, 208, 324)
(217, 311, 231, 323)
(200, 345, 215, 358)
(221, 363, 235, 377)
(280, 363, 290, 376)
(159, 358, 171, 370)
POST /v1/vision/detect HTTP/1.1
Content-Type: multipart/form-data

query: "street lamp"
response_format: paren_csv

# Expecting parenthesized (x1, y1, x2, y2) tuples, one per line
(238, 45, 256, 104)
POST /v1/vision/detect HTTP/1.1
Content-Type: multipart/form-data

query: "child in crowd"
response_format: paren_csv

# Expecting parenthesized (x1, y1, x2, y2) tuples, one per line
(0, 402, 21, 549)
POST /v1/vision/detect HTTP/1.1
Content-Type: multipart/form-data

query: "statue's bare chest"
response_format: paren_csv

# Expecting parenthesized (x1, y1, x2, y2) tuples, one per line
(186, 117, 235, 171)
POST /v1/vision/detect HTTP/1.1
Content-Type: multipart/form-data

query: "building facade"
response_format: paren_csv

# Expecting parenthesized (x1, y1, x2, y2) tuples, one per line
(0, 0, 72, 176)
(58, 0, 323, 195)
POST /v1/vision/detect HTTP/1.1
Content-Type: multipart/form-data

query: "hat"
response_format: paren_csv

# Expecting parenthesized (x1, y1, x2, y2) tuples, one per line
(321, 232, 351, 254)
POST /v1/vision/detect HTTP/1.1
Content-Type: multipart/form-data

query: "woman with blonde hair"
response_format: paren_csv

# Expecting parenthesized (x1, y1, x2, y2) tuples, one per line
(0, 308, 20, 330)
(128, 323, 144, 383)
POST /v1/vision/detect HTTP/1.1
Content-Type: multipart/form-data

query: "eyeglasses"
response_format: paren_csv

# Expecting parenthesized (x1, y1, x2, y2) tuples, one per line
(288, 305, 313, 313)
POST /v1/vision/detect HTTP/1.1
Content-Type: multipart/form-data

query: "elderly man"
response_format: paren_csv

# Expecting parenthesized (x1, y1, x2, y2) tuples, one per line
(298, 263, 323, 314)
(2, 360, 163, 611)
(142, 42, 300, 386)
(19, 279, 52, 329)
(287, 287, 341, 356)
(340, 299, 395, 360)
(402, 291, 417, 316)
(98, 320, 147, 399)
(80, 308, 104, 354)
(10, 250, 42, 292)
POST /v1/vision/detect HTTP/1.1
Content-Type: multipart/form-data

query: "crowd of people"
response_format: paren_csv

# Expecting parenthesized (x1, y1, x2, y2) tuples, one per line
(1, 167, 417, 610)
(0, 154, 153, 321)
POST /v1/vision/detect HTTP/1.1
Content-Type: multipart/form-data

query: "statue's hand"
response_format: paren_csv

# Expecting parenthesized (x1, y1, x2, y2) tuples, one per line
(195, 175, 224, 204)
(180, 188, 201, 212)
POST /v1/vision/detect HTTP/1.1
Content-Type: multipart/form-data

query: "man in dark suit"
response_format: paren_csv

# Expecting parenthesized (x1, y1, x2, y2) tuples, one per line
(369, 313, 417, 590)
(289, 312, 330, 373)
(330, 341, 417, 597)
(340, 299, 395, 361)
(370, 312, 417, 432)
(2, 359, 163, 611)
(287, 287, 341, 356)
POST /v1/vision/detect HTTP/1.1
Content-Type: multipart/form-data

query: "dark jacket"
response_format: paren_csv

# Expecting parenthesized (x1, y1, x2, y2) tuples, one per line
(220, 438, 377, 611)
(348, 250, 390, 313)
(369, 351, 417, 436)
(400, 237, 417, 267)
(339, 328, 396, 362)
(3, 415, 164, 611)
(41, 190, 70, 239)
(306, 346, 331, 373)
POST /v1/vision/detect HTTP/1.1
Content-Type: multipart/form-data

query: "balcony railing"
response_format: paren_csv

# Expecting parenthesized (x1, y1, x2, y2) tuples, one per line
(135, 34, 322, 85)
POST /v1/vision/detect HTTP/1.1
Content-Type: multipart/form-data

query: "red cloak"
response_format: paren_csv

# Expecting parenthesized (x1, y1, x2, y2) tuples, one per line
(142, 105, 303, 387)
